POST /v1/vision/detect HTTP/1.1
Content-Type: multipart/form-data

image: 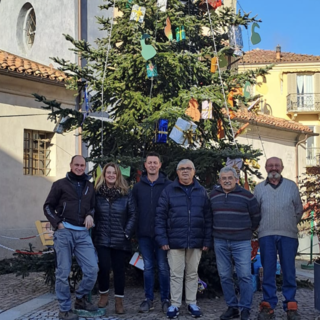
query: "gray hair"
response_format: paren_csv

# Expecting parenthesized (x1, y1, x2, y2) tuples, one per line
(219, 166, 238, 179)
(176, 159, 195, 170)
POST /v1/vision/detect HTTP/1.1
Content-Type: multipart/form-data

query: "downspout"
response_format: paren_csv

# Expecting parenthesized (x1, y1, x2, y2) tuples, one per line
(295, 134, 308, 184)
(77, 0, 82, 155)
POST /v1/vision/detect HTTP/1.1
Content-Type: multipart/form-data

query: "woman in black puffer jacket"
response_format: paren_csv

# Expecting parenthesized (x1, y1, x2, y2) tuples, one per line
(94, 163, 136, 314)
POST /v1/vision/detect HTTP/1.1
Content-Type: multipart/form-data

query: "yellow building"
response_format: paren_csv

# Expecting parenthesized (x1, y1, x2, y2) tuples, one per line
(239, 47, 320, 167)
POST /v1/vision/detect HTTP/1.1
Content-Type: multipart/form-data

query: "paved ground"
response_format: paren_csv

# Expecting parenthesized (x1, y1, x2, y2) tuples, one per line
(0, 259, 318, 320)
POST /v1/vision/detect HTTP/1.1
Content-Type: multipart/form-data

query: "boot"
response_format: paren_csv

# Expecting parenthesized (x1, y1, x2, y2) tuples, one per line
(287, 302, 301, 320)
(74, 296, 98, 312)
(115, 296, 124, 314)
(98, 292, 109, 308)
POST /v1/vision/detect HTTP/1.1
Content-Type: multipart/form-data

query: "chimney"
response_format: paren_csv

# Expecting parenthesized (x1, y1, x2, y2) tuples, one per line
(276, 45, 281, 61)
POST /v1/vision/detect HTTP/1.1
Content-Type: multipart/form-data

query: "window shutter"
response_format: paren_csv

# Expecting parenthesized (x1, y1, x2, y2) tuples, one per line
(287, 73, 297, 108)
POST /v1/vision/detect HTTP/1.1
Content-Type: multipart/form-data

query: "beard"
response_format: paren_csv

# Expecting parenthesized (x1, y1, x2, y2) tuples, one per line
(268, 172, 281, 179)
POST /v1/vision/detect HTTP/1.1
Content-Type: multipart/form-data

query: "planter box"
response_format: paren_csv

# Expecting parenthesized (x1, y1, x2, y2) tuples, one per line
(315, 261, 320, 311)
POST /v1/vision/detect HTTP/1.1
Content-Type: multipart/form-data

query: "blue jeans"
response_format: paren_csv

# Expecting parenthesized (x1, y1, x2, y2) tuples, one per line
(139, 237, 170, 301)
(259, 235, 298, 311)
(54, 228, 98, 312)
(214, 238, 253, 310)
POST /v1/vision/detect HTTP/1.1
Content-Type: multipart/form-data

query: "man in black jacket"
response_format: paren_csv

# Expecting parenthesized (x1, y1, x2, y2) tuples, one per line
(44, 155, 98, 320)
(132, 152, 171, 313)
(155, 159, 212, 319)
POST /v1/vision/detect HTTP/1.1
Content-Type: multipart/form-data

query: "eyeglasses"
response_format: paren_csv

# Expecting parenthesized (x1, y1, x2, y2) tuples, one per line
(177, 167, 194, 172)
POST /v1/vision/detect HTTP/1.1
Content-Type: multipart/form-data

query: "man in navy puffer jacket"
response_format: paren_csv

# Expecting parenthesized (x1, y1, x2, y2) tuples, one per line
(132, 152, 172, 314)
(155, 159, 212, 319)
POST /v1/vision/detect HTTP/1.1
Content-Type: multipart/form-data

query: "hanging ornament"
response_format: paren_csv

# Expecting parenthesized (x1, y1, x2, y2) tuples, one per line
(140, 34, 157, 60)
(234, 122, 249, 138)
(251, 23, 261, 45)
(228, 26, 243, 56)
(154, 119, 168, 143)
(217, 119, 225, 139)
(175, 26, 186, 42)
(244, 81, 251, 98)
(164, 17, 173, 41)
(120, 166, 131, 178)
(201, 100, 212, 119)
(226, 157, 243, 178)
(169, 117, 197, 147)
(219, 55, 228, 68)
(126, 0, 134, 8)
(210, 57, 217, 73)
(227, 87, 243, 108)
(146, 61, 158, 78)
(199, 0, 222, 11)
(185, 98, 200, 121)
(54, 116, 70, 134)
(130, 5, 146, 23)
(157, 0, 167, 12)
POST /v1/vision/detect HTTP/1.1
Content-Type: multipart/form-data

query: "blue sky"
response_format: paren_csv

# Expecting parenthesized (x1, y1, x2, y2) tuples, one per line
(236, 0, 320, 56)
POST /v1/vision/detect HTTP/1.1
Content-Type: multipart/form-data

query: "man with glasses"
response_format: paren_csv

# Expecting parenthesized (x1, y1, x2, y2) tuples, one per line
(155, 159, 212, 319)
(254, 157, 303, 320)
(210, 166, 260, 320)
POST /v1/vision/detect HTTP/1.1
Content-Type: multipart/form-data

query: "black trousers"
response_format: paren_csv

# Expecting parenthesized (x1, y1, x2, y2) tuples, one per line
(96, 246, 126, 296)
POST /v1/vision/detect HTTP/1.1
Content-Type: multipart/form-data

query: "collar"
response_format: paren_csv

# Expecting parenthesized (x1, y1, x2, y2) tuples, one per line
(265, 176, 283, 187)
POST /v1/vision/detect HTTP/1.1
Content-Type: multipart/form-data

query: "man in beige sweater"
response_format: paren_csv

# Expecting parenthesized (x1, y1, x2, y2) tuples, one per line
(254, 157, 302, 320)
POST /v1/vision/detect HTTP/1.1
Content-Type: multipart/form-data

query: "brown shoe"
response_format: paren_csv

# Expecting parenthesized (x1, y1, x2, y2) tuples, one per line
(98, 292, 109, 308)
(287, 302, 301, 320)
(74, 296, 98, 312)
(115, 296, 124, 314)
(258, 302, 275, 320)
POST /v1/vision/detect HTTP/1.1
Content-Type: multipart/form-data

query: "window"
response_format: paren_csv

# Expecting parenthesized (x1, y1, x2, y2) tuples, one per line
(16, 3, 36, 53)
(23, 130, 53, 176)
(297, 74, 314, 110)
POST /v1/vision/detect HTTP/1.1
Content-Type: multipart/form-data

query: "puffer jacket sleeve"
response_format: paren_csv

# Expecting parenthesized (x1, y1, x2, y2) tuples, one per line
(43, 181, 63, 229)
(124, 191, 137, 239)
(203, 192, 213, 248)
(155, 188, 169, 247)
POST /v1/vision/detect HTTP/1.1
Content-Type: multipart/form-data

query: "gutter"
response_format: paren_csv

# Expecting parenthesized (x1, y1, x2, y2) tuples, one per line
(295, 134, 309, 185)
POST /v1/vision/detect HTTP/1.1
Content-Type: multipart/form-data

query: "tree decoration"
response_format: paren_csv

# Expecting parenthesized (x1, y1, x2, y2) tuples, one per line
(219, 55, 228, 68)
(157, 0, 167, 12)
(244, 81, 251, 98)
(164, 17, 173, 41)
(228, 25, 243, 56)
(227, 88, 243, 108)
(146, 61, 158, 78)
(199, 0, 222, 11)
(210, 57, 217, 73)
(185, 98, 200, 121)
(251, 22, 261, 45)
(217, 119, 225, 139)
(234, 122, 249, 138)
(154, 119, 168, 143)
(140, 34, 157, 60)
(130, 5, 146, 23)
(53, 116, 70, 134)
(169, 117, 197, 147)
(201, 100, 212, 119)
(175, 26, 186, 42)
(119, 166, 131, 177)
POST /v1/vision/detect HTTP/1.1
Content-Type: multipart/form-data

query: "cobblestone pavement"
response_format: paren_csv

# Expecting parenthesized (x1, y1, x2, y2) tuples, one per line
(0, 273, 49, 312)
(13, 287, 320, 320)
(1, 270, 319, 320)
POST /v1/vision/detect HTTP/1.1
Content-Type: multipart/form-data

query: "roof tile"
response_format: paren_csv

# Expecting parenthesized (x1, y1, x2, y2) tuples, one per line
(233, 109, 313, 133)
(0, 49, 66, 82)
(241, 49, 320, 64)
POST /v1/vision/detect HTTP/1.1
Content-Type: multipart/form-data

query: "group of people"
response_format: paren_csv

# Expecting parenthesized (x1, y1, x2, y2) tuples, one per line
(44, 153, 302, 320)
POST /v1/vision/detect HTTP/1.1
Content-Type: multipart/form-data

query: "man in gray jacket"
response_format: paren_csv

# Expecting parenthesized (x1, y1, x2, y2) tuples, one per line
(254, 157, 302, 320)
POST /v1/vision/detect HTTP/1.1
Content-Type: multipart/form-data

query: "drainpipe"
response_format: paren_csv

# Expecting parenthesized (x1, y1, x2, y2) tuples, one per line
(295, 134, 308, 184)
(77, 0, 82, 156)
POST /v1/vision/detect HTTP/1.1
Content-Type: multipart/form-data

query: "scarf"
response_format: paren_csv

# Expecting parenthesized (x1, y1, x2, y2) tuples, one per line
(99, 183, 121, 202)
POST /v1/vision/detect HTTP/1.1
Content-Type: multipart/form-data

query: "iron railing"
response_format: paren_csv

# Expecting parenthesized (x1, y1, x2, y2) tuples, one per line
(306, 147, 320, 167)
(287, 93, 320, 112)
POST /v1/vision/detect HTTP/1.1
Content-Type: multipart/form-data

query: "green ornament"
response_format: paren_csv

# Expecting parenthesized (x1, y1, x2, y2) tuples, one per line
(219, 55, 228, 68)
(251, 23, 261, 45)
(244, 81, 251, 98)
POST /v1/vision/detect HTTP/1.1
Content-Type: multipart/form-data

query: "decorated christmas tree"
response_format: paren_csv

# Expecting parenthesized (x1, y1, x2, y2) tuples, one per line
(34, 0, 270, 186)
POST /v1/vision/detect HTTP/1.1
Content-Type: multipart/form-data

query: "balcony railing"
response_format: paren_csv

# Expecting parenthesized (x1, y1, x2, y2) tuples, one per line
(287, 93, 320, 112)
(306, 147, 320, 167)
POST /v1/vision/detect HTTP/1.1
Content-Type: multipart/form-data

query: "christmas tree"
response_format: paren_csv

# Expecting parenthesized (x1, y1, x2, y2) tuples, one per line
(34, 0, 270, 186)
